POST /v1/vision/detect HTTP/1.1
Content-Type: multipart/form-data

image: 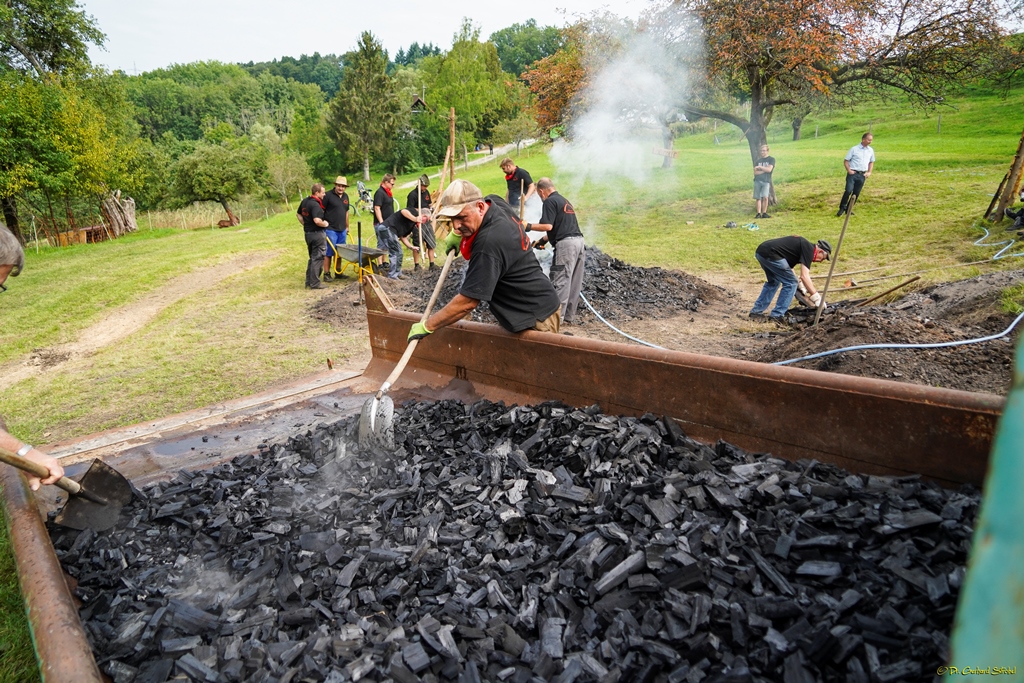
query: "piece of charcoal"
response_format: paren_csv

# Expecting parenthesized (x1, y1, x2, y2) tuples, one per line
(135, 660, 174, 683)
(594, 550, 646, 595)
(403, 642, 430, 673)
(175, 653, 219, 683)
(105, 660, 139, 683)
(795, 561, 843, 578)
(161, 635, 203, 653)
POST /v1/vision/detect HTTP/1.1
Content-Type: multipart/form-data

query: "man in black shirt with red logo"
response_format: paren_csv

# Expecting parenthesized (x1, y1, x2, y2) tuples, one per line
(527, 177, 586, 323)
(373, 174, 397, 270)
(296, 183, 330, 289)
(499, 157, 535, 212)
(321, 176, 350, 281)
(406, 180, 561, 342)
(407, 174, 436, 270)
(380, 207, 428, 280)
(750, 235, 831, 320)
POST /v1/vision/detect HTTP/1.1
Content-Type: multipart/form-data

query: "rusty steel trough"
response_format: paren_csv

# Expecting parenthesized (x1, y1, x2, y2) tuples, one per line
(0, 273, 1005, 680)
(360, 275, 1002, 487)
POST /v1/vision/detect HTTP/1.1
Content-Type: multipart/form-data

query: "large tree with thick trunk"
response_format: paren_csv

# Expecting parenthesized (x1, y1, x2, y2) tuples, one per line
(663, 0, 1008, 163)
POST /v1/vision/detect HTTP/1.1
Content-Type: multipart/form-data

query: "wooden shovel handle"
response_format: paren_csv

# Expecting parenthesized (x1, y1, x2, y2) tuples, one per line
(379, 247, 458, 390)
(0, 446, 83, 495)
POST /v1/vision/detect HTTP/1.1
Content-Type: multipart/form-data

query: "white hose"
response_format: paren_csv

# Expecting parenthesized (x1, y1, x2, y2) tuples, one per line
(774, 310, 1024, 366)
(578, 293, 665, 349)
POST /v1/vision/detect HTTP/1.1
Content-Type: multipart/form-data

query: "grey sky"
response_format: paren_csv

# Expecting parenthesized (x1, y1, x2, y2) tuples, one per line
(79, 0, 646, 74)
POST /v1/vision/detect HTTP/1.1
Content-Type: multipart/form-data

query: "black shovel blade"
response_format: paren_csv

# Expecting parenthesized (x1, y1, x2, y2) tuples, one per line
(54, 460, 134, 531)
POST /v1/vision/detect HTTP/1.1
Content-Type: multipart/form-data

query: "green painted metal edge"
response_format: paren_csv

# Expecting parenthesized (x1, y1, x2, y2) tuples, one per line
(948, 334, 1024, 679)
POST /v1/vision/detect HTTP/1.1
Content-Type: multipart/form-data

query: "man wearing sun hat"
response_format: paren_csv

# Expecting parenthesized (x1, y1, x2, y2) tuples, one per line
(321, 176, 351, 281)
(406, 179, 561, 342)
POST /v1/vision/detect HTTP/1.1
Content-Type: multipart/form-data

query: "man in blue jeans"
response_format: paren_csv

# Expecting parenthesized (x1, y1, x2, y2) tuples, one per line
(837, 132, 874, 216)
(750, 235, 831, 321)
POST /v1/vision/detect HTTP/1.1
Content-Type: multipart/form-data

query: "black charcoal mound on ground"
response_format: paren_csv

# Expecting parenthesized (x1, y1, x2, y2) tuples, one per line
(389, 248, 722, 326)
(49, 399, 977, 683)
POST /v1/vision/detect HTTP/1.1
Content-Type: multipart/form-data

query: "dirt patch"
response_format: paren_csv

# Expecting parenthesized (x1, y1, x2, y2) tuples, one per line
(310, 257, 1022, 396)
(753, 271, 1023, 394)
(1, 252, 282, 384)
(30, 348, 72, 369)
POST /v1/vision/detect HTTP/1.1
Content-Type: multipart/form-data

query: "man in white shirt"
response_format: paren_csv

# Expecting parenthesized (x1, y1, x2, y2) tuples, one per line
(837, 132, 875, 217)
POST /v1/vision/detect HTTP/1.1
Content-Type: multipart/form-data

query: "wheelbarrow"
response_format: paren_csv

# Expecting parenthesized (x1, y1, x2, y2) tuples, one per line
(326, 236, 386, 280)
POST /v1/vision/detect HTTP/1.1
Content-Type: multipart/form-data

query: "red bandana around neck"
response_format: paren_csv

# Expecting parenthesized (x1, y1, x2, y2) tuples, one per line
(310, 195, 325, 210)
(382, 185, 393, 198)
(459, 229, 478, 260)
(504, 172, 515, 181)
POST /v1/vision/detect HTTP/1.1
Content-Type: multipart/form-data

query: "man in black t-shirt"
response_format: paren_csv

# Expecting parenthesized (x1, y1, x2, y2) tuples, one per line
(381, 207, 428, 280)
(753, 144, 775, 219)
(296, 183, 330, 289)
(321, 176, 350, 281)
(750, 235, 831, 320)
(528, 177, 586, 323)
(407, 174, 436, 270)
(406, 180, 561, 342)
(499, 158, 535, 213)
(373, 174, 397, 269)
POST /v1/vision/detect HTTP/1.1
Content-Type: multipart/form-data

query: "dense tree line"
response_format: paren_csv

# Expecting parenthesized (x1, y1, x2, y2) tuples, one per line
(240, 53, 344, 97)
(0, 4, 562, 236)
(11, 0, 1008, 240)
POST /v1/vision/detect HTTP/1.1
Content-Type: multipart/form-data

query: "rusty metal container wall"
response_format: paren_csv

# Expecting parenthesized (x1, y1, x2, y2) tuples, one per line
(363, 280, 1002, 485)
(0, 466, 103, 683)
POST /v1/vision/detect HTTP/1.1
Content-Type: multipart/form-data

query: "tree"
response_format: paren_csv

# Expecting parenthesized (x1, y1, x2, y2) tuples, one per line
(522, 25, 586, 134)
(391, 42, 441, 69)
(490, 111, 540, 155)
(326, 32, 402, 181)
(490, 20, 564, 76)
(0, 0, 104, 76)
(0, 72, 145, 240)
(170, 140, 266, 218)
(522, 16, 629, 135)
(421, 20, 509, 141)
(266, 150, 312, 208)
(287, 98, 346, 181)
(663, 0, 1008, 162)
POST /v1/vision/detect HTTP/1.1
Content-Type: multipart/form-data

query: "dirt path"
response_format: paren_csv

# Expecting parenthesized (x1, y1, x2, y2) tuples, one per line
(1, 252, 281, 384)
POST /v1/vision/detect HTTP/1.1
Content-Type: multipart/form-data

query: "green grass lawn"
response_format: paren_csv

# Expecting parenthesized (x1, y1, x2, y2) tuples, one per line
(1, 84, 1023, 680)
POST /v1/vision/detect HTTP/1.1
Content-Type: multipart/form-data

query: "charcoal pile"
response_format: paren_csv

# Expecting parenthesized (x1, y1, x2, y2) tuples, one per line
(382, 248, 723, 327)
(50, 400, 978, 683)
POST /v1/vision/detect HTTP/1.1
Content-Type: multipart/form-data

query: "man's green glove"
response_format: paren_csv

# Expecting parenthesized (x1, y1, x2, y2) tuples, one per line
(443, 231, 462, 255)
(408, 321, 432, 342)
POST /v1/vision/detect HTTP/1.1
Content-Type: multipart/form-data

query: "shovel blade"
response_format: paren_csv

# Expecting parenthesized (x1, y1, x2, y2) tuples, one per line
(54, 460, 134, 531)
(358, 395, 395, 450)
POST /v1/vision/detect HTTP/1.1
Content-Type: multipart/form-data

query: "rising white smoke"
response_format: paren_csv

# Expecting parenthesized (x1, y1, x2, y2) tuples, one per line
(549, 6, 697, 191)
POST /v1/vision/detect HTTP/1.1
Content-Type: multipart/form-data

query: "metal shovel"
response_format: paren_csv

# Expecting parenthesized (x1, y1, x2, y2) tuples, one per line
(0, 446, 134, 531)
(359, 246, 457, 449)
